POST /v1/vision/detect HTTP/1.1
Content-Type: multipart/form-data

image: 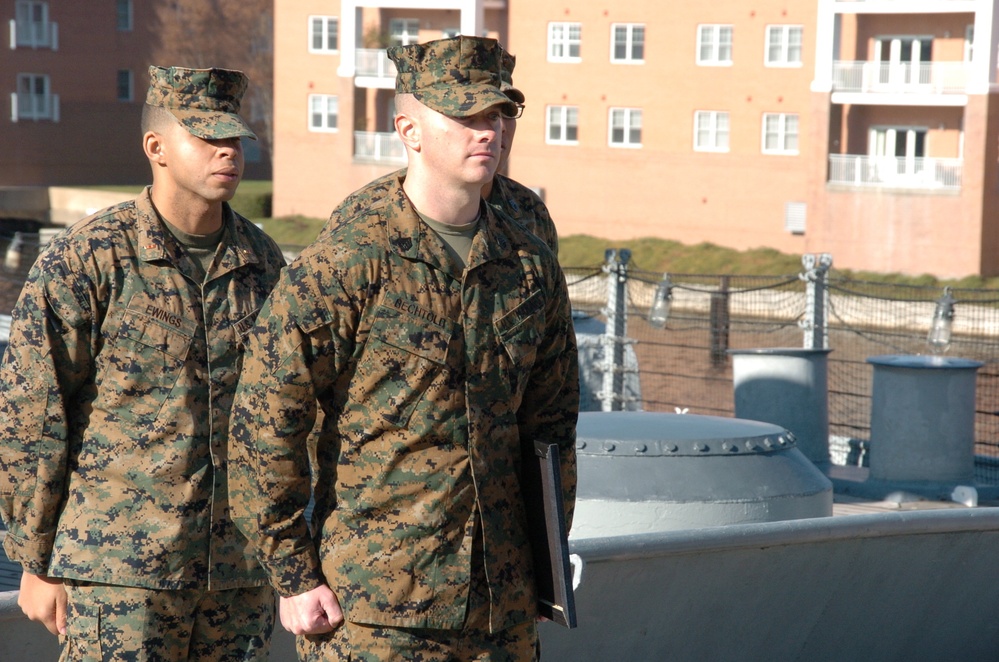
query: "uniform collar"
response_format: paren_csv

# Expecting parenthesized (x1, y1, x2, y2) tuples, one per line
(381, 172, 514, 270)
(133, 186, 260, 275)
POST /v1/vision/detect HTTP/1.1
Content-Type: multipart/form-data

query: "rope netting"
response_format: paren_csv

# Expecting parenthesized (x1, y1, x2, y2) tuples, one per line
(565, 265, 999, 481)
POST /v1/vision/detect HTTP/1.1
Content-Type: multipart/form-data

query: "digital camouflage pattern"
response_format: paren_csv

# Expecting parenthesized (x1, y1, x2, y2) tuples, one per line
(146, 65, 257, 140)
(321, 169, 559, 254)
(0, 187, 285, 591)
(487, 174, 559, 254)
(388, 36, 517, 118)
(62, 582, 275, 660)
(500, 50, 525, 104)
(228, 171, 579, 632)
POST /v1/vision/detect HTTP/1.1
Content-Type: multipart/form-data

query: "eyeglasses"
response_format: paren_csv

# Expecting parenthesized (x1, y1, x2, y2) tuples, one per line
(503, 103, 525, 120)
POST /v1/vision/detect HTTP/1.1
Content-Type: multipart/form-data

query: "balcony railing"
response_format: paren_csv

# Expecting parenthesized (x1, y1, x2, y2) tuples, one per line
(354, 131, 406, 164)
(10, 92, 60, 122)
(828, 154, 962, 191)
(355, 49, 396, 79)
(832, 61, 970, 94)
(9, 19, 58, 49)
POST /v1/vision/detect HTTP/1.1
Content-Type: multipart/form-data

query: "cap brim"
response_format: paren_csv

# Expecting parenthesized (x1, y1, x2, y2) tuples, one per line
(414, 84, 517, 119)
(171, 108, 257, 140)
(502, 86, 525, 104)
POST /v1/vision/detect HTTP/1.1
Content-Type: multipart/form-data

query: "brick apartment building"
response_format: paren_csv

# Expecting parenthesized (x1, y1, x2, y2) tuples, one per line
(271, 0, 999, 278)
(6, 1, 999, 277)
(1, 0, 269, 187)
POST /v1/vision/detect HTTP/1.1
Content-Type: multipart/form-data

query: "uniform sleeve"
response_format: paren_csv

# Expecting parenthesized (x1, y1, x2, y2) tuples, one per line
(0, 248, 95, 573)
(228, 259, 348, 597)
(532, 201, 560, 257)
(516, 261, 579, 530)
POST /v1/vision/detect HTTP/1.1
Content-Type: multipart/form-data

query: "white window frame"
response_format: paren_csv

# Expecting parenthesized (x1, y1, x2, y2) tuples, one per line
(611, 23, 645, 64)
(546, 105, 579, 145)
(762, 112, 799, 155)
(765, 25, 802, 67)
(14, 73, 57, 121)
(548, 22, 581, 62)
(116, 0, 133, 32)
(697, 24, 732, 66)
(694, 110, 730, 152)
(116, 69, 133, 102)
(609, 107, 642, 149)
(309, 16, 339, 54)
(13, 1, 56, 49)
(308, 94, 339, 132)
(389, 18, 420, 46)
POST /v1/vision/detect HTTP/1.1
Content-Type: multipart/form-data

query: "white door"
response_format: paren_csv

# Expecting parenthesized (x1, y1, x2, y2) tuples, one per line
(870, 127, 927, 182)
(874, 37, 932, 87)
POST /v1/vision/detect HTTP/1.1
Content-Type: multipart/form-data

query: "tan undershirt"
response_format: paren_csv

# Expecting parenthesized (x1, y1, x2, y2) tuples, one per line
(419, 211, 480, 271)
(161, 218, 225, 282)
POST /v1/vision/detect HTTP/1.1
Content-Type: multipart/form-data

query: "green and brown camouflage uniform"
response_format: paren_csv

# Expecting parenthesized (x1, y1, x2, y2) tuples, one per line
(0, 187, 283, 585)
(229, 168, 578, 629)
(0, 66, 284, 659)
(491, 48, 559, 253)
(486, 175, 559, 254)
(325, 168, 559, 255)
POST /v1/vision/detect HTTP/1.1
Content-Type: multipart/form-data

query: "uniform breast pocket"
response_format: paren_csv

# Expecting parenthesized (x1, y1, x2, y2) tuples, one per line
(495, 292, 545, 372)
(358, 305, 450, 429)
(95, 306, 195, 424)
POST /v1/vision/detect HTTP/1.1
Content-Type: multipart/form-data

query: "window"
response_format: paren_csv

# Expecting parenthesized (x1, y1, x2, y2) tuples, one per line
(766, 25, 802, 66)
(14, 73, 57, 121)
(965, 25, 974, 63)
(116, 0, 132, 31)
(762, 113, 799, 154)
(546, 105, 579, 145)
(116, 69, 132, 101)
(14, 1, 56, 49)
(609, 108, 642, 148)
(697, 24, 732, 65)
(309, 16, 338, 53)
(611, 24, 645, 63)
(548, 22, 581, 62)
(309, 94, 338, 132)
(389, 18, 419, 46)
(694, 111, 729, 152)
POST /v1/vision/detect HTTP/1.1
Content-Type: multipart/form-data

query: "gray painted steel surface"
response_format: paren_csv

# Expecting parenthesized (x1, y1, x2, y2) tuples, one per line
(543, 508, 999, 661)
(572, 412, 833, 535)
(730, 347, 832, 465)
(868, 354, 982, 484)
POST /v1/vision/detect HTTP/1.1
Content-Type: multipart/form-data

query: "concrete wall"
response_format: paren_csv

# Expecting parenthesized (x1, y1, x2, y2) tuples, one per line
(0, 187, 135, 227)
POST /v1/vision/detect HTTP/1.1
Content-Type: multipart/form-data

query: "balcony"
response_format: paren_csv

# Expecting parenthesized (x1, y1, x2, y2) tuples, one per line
(10, 92, 59, 122)
(354, 131, 405, 164)
(8, 19, 58, 49)
(355, 49, 396, 89)
(828, 154, 962, 191)
(832, 61, 970, 101)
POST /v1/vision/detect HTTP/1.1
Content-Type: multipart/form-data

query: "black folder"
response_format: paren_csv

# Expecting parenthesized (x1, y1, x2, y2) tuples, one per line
(522, 440, 577, 628)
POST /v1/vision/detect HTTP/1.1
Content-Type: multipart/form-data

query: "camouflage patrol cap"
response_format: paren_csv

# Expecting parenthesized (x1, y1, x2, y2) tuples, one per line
(500, 51, 525, 105)
(145, 66, 257, 140)
(388, 36, 517, 118)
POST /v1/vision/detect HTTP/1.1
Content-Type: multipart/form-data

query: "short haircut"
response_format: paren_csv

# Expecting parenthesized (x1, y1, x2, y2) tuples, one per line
(393, 93, 419, 117)
(140, 103, 176, 135)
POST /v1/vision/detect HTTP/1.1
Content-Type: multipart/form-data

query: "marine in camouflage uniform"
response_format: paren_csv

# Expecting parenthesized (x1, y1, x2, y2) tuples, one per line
(0, 66, 285, 660)
(229, 36, 579, 661)
(324, 53, 558, 255)
(484, 50, 560, 254)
